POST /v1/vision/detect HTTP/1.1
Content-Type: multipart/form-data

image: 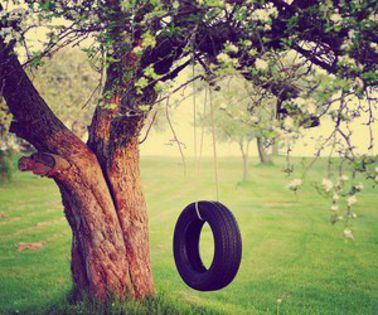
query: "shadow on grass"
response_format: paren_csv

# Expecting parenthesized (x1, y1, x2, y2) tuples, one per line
(235, 180, 256, 188)
(254, 160, 275, 168)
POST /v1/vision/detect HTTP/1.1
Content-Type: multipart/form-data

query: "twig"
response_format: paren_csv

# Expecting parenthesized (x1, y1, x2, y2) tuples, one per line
(165, 97, 187, 175)
(153, 75, 203, 106)
(139, 110, 158, 144)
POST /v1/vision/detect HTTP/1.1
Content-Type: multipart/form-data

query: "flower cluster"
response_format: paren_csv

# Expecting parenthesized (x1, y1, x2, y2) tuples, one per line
(320, 174, 364, 239)
(322, 178, 334, 192)
(343, 228, 354, 240)
(347, 195, 357, 207)
(354, 183, 364, 192)
(287, 178, 303, 191)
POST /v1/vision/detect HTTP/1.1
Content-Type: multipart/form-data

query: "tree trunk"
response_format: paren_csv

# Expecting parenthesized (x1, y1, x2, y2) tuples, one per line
(239, 139, 250, 181)
(71, 139, 153, 300)
(271, 138, 279, 156)
(18, 142, 154, 301)
(84, 95, 155, 300)
(242, 153, 249, 181)
(1, 47, 154, 302)
(257, 137, 270, 164)
(105, 136, 154, 299)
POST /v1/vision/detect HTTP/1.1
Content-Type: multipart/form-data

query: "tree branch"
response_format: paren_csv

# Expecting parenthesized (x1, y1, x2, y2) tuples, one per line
(18, 152, 71, 178)
(0, 45, 85, 158)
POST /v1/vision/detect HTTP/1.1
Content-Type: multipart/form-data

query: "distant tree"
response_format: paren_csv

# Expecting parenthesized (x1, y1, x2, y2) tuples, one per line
(0, 100, 15, 182)
(0, 99, 11, 143)
(199, 75, 276, 181)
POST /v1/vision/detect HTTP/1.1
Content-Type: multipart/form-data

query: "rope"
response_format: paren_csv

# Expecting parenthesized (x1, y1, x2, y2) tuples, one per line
(209, 88, 220, 201)
(192, 60, 198, 175)
(198, 87, 207, 165)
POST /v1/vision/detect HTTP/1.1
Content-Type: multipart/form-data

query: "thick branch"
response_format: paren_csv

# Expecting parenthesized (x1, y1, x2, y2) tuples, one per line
(0, 46, 85, 157)
(18, 152, 71, 178)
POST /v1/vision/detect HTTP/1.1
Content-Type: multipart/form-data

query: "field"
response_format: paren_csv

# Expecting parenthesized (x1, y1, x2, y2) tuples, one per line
(0, 156, 377, 315)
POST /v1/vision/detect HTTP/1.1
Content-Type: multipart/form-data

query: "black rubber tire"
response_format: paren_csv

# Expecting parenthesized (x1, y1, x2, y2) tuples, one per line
(173, 201, 242, 291)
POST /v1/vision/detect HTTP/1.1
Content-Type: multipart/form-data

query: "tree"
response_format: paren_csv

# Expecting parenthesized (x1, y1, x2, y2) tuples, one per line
(32, 48, 99, 139)
(204, 85, 256, 182)
(0, 0, 376, 303)
(199, 75, 275, 181)
(0, 99, 15, 181)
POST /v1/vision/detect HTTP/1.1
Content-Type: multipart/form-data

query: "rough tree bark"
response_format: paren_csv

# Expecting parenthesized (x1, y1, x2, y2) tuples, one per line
(1, 46, 154, 301)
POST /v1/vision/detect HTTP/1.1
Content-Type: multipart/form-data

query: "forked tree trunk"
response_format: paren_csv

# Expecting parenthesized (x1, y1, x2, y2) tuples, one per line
(18, 137, 154, 301)
(1, 48, 154, 302)
(63, 109, 154, 300)
(63, 141, 153, 300)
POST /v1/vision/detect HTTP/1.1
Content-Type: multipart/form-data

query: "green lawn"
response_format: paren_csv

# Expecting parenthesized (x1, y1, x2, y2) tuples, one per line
(0, 156, 377, 315)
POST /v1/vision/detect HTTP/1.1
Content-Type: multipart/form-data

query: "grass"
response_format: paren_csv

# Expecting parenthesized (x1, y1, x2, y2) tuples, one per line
(0, 156, 377, 314)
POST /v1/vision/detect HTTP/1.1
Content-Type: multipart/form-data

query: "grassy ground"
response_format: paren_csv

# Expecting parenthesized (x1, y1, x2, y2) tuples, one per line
(0, 156, 377, 315)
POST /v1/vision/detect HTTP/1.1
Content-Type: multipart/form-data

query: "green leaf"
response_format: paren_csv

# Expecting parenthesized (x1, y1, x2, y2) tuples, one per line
(141, 31, 156, 48)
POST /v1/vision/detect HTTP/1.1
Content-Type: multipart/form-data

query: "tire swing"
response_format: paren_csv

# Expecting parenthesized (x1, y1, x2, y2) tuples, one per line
(173, 85, 242, 291)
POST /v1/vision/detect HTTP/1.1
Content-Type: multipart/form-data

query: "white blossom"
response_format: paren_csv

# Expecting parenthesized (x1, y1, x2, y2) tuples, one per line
(269, 7, 279, 18)
(283, 117, 294, 130)
(322, 178, 333, 192)
(306, 102, 317, 115)
(330, 13, 341, 23)
(340, 175, 349, 182)
(344, 228, 354, 240)
(0, 27, 12, 37)
(347, 195, 357, 207)
(339, 55, 357, 67)
(296, 97, 306, 106)
(287, 178, 303, 191)
(217, 53, 230, 63)
(341, 39, 353, 51)
(251, 9, 270, 22)
(331, 204, 339, 212)
(228, 43, 239, 53)
(255, 58, 268, 70)
(264, 24, 271, 31)
(370, 42, 378, 53)
(354, 183, 364, 192)
(248, 48, 258, 57)
(332, 194, 339, 201)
